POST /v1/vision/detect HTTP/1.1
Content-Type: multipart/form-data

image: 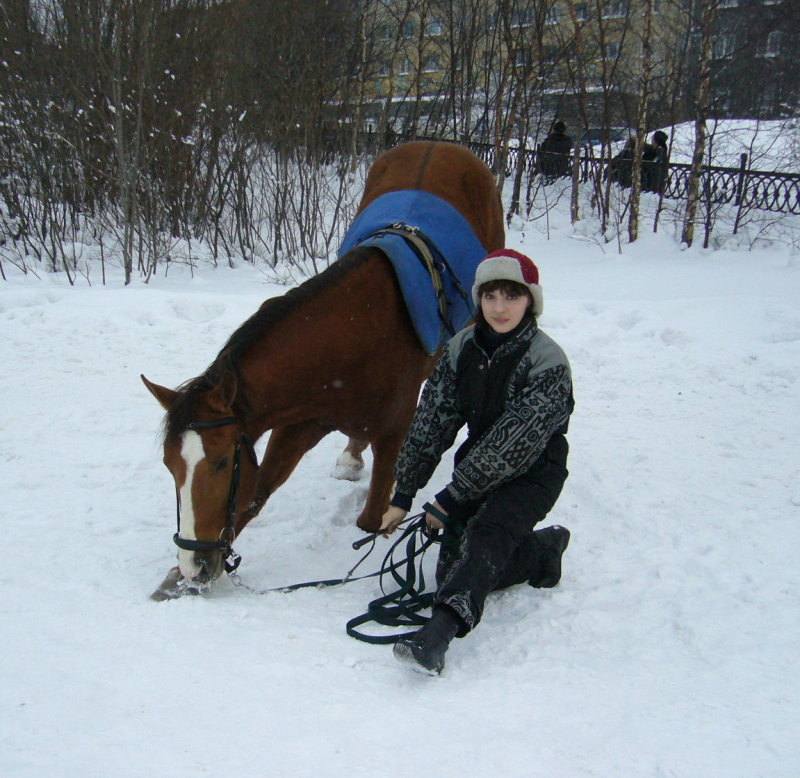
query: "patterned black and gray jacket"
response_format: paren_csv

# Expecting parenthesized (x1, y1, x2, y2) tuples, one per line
(390, 319, 574, 520)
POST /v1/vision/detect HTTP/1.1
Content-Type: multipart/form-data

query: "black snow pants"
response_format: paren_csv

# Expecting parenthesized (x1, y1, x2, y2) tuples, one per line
(434, 434, 569, 635)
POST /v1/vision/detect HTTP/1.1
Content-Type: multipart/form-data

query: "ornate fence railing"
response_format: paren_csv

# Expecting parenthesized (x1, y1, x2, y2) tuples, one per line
(394, 135, 799, 216)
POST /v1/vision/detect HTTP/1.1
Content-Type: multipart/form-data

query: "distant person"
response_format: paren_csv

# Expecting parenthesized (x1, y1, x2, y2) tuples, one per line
(642, 130, 669, 193)
(609, 137, 636, 188)
(536, 121, 572, 181)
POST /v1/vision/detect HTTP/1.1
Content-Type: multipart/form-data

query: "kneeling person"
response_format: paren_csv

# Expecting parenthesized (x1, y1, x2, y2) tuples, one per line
(381, 249, 574, 674)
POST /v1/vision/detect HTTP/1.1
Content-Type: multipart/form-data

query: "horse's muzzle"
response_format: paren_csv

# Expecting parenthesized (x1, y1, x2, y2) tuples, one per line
(179, 549, 224, 584)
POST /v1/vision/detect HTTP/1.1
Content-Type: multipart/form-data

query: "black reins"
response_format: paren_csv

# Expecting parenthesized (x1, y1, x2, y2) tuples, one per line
(173, 416, 257, 574)
(226, 504, 464, 645)
(224, 511, 445, 643)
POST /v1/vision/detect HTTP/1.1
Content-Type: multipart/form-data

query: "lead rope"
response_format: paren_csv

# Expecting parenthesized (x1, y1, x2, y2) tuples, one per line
(225, 511, 432, 597)
(224, 507, 463, 645)
(345, 502, 464, 644)
(345, 517, 436, 644)
(225, 532, 387, 596)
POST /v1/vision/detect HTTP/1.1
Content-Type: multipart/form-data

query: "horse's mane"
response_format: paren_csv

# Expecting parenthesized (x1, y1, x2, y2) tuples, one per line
(163, 248, 375, 442)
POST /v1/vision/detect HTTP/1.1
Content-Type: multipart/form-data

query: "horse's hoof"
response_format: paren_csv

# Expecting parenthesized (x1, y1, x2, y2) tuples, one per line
(332, 452, 364, 481)
(151, 566, 183, 600)
(356, 516, 381, 533)
(150, 566, 210, 601)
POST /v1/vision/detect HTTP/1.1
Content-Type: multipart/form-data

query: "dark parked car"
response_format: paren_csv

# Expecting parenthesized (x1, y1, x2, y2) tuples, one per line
(581, 127, 631, 147)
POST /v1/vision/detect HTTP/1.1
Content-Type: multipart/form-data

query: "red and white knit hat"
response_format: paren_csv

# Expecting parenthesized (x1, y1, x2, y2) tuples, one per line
(472, 249, 544, 315)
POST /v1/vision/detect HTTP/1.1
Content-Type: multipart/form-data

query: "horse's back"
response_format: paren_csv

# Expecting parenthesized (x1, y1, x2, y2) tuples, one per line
(359, 141, 504, 252)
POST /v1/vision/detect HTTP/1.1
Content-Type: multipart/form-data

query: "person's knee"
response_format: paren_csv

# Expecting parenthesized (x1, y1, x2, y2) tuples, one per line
(469, 504, 530, 544)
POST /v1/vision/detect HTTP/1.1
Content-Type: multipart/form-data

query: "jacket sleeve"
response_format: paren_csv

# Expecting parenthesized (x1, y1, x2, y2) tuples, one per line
(393, 342, 465, 499)
(443, 362, 573, 505)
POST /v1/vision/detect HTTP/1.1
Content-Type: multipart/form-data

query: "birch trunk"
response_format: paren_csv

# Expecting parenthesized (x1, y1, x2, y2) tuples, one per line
(628, 0, 655, 244)
(681, 0, 718, 247)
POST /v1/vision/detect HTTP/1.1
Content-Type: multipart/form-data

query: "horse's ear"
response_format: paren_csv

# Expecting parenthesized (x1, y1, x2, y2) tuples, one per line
(141, 374, 179, 411)
(208, 370, 238, 411)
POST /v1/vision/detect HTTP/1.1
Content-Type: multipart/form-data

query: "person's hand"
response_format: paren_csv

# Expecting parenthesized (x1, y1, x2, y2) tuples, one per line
(425, 500, 447, 531)
(380, 506, 407, 536)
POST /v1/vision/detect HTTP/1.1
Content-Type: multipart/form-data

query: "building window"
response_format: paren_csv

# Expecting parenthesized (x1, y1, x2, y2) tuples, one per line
(763, 30, 783, 57)
(377, 58, 391, 78)
(759, 84, 777, 110)
(575, 3, 588, 20)
(718, 0, 739, 7)
(713, 33, 736, 59)
(426, 19, 443, 36)
(422, 55, 440, 72)
(602, 0, 628, 18)
(513, 47, 530, 67)
(603, 40, 621, 59)
(546, 6, 565, 24)
(402, 21, 415, 39)
(398, 57, 413, 75)
(512, 8, 534, 27)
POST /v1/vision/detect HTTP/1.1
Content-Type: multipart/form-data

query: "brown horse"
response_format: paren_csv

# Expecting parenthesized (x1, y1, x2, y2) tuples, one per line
(143, 141, 504, 588)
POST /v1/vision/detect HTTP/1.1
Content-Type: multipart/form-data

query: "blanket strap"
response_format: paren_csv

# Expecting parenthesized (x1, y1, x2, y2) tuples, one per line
(374, 223, 452, 336)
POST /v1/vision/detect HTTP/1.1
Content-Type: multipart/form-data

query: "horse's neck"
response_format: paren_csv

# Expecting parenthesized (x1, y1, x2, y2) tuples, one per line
(237, 347, 311, 436)
(236, 254, 383, 436)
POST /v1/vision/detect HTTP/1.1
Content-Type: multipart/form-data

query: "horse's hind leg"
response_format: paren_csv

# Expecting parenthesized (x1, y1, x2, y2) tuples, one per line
(243, 420, 329, 525)
(333, 437, 369, 481)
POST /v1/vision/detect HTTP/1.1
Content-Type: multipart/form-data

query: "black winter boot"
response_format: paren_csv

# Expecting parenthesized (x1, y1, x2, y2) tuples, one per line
(529, 525, 571, 588)
(393, 606, 462, 675)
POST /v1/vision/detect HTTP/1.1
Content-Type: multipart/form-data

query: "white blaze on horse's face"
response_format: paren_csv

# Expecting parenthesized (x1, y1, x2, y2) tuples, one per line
(178, 429, 206, 580)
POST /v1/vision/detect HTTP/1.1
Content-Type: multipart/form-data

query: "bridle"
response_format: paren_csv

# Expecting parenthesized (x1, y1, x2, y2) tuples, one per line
(173, 416, 258, 574)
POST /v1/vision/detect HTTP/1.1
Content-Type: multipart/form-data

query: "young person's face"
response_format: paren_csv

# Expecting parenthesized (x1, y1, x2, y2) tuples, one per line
(480, 287, 531, 333)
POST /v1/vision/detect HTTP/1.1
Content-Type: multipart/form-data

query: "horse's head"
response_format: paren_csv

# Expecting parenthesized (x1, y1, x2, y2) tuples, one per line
(142, 372, 258, 584)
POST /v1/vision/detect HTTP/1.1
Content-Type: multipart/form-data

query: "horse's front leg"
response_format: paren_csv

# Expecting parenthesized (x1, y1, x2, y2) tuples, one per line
(241, 420, 329, 526)
(355, 430, 406, 532)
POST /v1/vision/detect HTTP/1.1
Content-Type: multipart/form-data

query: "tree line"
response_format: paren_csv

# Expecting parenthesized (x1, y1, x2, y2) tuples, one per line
(0, 0, 796, 282)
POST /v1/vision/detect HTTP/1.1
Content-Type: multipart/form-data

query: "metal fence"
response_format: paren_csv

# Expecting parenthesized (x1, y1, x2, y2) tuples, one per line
(452, 139, 800, 216)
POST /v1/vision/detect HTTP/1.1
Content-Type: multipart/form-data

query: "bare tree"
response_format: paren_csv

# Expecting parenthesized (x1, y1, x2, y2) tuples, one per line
(562, 0, 635, 235)
(681, 0, 718, 247)
(627, 0, 655, 243)
(433, 0, 492, 140)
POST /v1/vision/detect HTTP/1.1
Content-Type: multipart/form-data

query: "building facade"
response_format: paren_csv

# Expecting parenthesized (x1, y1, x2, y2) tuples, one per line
(362, 0, 797, 141)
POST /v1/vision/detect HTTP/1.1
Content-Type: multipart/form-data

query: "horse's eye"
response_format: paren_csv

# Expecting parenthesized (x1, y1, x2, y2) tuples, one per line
(214, 457, 229, 474)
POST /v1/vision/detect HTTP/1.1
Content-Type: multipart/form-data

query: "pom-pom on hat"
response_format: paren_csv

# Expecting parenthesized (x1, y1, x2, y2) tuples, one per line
(472, 249, 544, 316)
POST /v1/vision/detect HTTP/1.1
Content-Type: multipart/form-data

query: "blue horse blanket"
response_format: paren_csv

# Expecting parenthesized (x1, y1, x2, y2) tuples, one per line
(338, 190, 488, 354)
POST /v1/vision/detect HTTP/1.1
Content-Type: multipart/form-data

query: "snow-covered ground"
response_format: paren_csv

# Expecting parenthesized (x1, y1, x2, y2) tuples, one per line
(2, 190, 799, 777)
(658, 118, 798, 171)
